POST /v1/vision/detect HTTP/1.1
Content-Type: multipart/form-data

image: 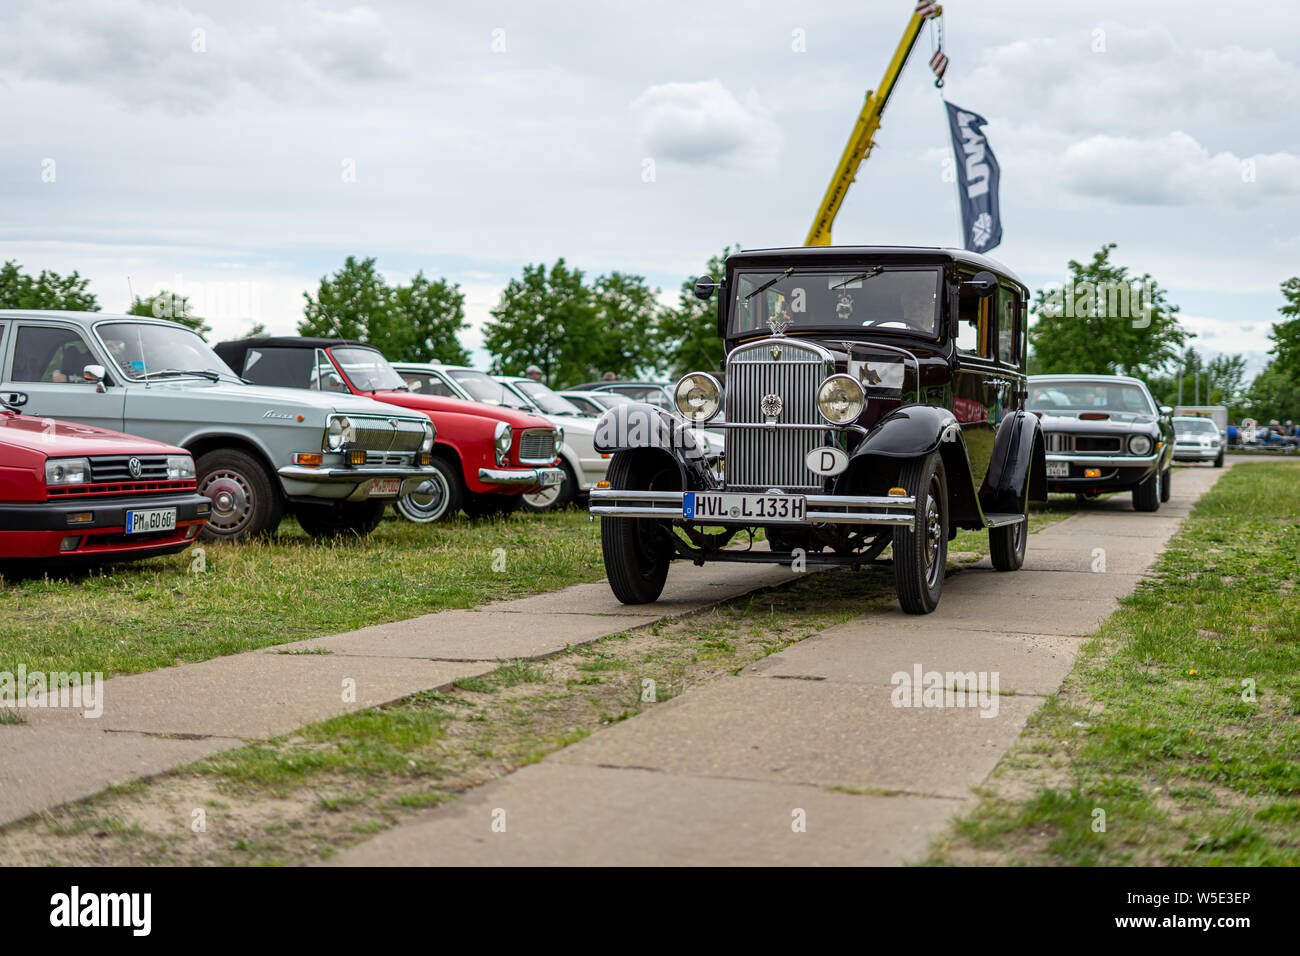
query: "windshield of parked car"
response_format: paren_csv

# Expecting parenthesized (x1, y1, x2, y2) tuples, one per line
(1028, 380, 1156, 415)
(1175, 419, 1218, 435)
(331, 347, 406, 392)
(96, 322, 239, 382)
(731, 266, 942, 337)
(447, 369, 531, 409)
(512, 380, 585, 416)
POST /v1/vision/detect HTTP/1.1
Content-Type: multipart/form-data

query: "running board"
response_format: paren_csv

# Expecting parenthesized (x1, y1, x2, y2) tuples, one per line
(982, 512, 1026, 529)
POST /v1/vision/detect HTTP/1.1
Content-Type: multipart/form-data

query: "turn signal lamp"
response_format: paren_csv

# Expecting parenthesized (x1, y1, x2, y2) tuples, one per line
(888, 487, 907, 497)
(1084, 468, 1101, 478)
(66, 512, 93, 525)
(418, 452, 432, 466)
(596, 481, 611, 489)
(293, 453, 323, 467)
(348, 449, 367, 466)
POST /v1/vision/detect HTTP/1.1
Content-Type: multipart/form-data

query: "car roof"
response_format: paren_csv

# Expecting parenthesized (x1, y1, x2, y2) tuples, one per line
(0, 310, 190, 329)
(725, 245, 1025, 290)
(1029, 373, 1149, 387)
(213, 336, 372, 368)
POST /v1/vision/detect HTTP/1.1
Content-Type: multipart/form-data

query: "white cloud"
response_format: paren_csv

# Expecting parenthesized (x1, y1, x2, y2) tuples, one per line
(631, 80, 780, 169)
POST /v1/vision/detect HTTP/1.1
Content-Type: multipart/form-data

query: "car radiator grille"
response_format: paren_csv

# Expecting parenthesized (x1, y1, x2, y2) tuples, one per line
(1044, 433, 1122, 453)
(724, 341, 832, 491)
(518, 429, 557, 464)
(90, 455, 170, 482)
(349, 416, 427, 454)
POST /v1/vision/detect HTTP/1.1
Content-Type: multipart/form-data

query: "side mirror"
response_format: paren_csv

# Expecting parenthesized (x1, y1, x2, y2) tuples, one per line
(4, 391, 28, 407)
(1160, 405, 1173, 416)
(693, 275, 719, 301)
(963, 271, 999, 298)
(83, 365, 107, 393)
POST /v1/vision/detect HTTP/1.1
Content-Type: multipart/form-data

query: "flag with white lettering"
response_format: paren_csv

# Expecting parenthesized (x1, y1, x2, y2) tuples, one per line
(944, 101, 1002, 253)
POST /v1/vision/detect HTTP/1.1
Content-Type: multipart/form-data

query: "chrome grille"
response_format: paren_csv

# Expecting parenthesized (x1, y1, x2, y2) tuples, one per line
(518, 428, 557, 464)
(1045, 433, 1122, 454)
(1044, 432, 1069, 453)
(724, 340, 832, 491)
(90, 455, 169, 482)
(348, 415, 426, 454)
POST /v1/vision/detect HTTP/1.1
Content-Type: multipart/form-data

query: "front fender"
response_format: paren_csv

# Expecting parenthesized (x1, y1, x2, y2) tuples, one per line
(593, 402, 712, 490)
(981, 410, 1046, 511)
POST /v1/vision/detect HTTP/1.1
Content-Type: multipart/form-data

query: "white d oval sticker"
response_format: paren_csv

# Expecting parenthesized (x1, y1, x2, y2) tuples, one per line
(806, 446, 849, 477)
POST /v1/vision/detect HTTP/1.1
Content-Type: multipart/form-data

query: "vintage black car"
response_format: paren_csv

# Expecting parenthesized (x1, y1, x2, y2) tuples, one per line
(1027, 374, 1175, 510)
(588, 245, 1047, 614)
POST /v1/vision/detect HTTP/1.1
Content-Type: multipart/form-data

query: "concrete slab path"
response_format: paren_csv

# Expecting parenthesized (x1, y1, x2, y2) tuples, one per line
(334, 463, 1230, 866)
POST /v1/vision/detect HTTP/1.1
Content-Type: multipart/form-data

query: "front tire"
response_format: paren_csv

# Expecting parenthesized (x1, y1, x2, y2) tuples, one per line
(1132, 467, 1161, 512)
(1214, 449, 1225, 468)
(893, 452, 947, 614)
(1160, 466, 1171, 502)
(295, 500, 387, 538)
(196, 448, 282, 542)
(394, 457, 463, 523)
(601, 451, 674, 605)
(989, 515, 1027, 571)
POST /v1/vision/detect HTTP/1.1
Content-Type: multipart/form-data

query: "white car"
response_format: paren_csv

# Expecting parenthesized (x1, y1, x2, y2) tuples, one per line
(1172, 416, 1225, 467)
(494, 376, 609, 510)
(556, 389, 634, 417)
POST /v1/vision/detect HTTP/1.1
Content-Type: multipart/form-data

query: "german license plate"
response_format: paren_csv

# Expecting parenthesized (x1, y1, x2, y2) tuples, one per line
(540, 471, 562, 487)
(684, 492, 806, 523)
(125, 508, 176, 534)
(1046, 461, 1069, 478)
(368, 478, 402, 497)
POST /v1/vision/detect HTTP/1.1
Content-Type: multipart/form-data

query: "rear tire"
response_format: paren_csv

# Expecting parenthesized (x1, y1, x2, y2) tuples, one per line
(893, 452, 947, 614)
(1132, 467, 1161, 512)
(1160, 466, 1171, 502)
(1214, 450, 1225, 468)
(601, 451, 674, 604)
(195, 448, 282, 542)
(989, 515, 1027, 571)
(295, 500, 387, 538)
(520, 461, 576, 513)
(394, 457, 463, 523)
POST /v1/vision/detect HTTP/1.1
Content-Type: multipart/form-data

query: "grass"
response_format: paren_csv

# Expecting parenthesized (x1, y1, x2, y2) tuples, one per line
(0, 510, 604, 679)
(928, 461, 1300, 866)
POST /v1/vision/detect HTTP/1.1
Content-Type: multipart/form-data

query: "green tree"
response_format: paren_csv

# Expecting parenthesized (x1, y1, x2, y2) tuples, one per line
(590, 271, 664, 378)
(300, 257, 469, 362)
(0, 260, 99, 311)
(1269, 276, 1300, 381)
(128, 290, 212, 338)
(1029, 244, 1188, 377)
(657, 244, 738, 377)
(482, 259, 603, 386)
(1243, 361, 1300, 423)
(385, 272, 470, 364)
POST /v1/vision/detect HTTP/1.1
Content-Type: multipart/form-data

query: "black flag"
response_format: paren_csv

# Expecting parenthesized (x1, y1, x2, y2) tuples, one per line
(944, 101, 1002, 253)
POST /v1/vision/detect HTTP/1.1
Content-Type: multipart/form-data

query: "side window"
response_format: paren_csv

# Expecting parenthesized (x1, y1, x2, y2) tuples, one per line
(998, 288, 1018, 366)
(955, 283, 991, 358)
(313, 350, 351, 393)
(404, 374, 453, 398)
(243, 347, 315, 388)
(12, 326, 95, 383)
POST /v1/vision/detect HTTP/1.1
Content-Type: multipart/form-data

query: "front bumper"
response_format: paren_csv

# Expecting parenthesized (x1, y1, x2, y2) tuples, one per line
(589, 488, 917, 528)
(277, 464, 435, 502)
(0, 492, 210, 559)
(479, 467, 564, 491)
(1044, 454, 1156, 490)
(1173, 446, 1219, 461)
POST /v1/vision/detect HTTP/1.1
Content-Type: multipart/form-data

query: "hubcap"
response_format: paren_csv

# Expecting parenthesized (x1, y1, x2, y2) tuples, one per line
(524, 483, 561, 508)
(398, 475, 449, 522)
(923, 478, 943, 587)
(199, 470, 253, 533)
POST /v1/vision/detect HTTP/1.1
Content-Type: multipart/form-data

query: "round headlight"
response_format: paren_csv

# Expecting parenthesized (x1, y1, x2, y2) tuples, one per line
(494, 421, 513, 463)
(421, 420, 435, 452)
(1128, 434, 1153, 456)
(673, 372, 722, 422)
(817, 374, 865, 425)
(326, 416, 350, 451)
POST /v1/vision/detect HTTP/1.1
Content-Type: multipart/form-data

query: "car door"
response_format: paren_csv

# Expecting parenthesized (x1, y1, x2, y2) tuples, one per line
(951, 281, 1000, 487)
(2, 320, 126, 432)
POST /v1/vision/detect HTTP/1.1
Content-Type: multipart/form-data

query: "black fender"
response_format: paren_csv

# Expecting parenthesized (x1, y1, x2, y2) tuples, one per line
(844, 404, 982, 527)
(980, 410, 1047, 512)
(593, 402, 711, 488)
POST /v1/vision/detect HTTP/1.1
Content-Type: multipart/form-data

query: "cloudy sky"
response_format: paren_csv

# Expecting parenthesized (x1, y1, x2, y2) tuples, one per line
(2, 0, 1297, 374)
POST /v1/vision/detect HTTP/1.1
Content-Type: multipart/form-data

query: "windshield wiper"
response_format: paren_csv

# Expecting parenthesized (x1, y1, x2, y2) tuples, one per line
(745, 267, 796, 301)
(831, 267, 883, 290)
(139, 368, 222, 382)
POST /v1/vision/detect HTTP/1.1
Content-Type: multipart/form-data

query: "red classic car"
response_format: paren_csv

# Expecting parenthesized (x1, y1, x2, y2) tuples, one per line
(213, 338, 563, 522)
(0, 391, 210, 562)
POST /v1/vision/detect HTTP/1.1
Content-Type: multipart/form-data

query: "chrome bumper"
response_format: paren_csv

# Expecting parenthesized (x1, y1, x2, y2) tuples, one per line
(588, 488, 917, 527)
(479, 467, 564, 489)
(1045, 453, 1158, 467)
(277, 465, 434, 502)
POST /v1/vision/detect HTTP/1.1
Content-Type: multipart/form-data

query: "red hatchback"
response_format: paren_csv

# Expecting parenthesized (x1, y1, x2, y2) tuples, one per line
(0, 391, 210, 562)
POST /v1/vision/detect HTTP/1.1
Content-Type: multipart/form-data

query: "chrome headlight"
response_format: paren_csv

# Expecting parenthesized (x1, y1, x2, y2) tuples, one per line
(494, 421, 513, 465)
(1208, 439, 1219, 448)
(673, 372, 722, 423)
(817, 374, 865, 425)
(325, 415, 352, 452)
(554, 425, 564, 452)
(166, 455, 196, 480)
(1128, 434, 1153, 456)
(421, 419, 435, 452)
(45, 457, 90, 485)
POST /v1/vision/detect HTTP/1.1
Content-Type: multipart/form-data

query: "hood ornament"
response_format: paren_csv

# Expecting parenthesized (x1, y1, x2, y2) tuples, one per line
(766, 310, 791, 337)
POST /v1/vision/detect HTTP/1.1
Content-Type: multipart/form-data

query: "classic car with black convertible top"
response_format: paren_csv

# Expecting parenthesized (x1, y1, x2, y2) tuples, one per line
(588, 245, 1047, 614)
(1027, 374, 1175, 509)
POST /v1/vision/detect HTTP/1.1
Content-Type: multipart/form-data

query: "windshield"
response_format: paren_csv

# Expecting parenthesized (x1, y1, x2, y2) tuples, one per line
(1175, 419, 1217, 435)
(448, 369, 530, 408)
(332, 347, 406, 391)
(731, 266, 942, 337)
(1028, 380, 1155, 415)
(512, 380, 585, 416)
(96, 322, 238, 381)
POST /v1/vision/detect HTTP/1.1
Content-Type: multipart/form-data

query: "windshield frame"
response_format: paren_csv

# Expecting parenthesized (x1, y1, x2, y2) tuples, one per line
(93, 320, 241, 383)
(446, 369, 531, 409)
(328, 346, 407, 393)
(511, 380, 585, 416)
(727, 265, 944, 340)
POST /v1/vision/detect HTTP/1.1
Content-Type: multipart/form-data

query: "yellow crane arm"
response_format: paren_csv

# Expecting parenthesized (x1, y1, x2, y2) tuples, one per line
(804, 5, 939, 247)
